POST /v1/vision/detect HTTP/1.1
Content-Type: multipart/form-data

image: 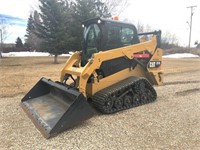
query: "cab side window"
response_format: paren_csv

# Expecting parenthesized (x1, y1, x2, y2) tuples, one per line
(106, 25, 135, 50)
(121, 28, 134, 46)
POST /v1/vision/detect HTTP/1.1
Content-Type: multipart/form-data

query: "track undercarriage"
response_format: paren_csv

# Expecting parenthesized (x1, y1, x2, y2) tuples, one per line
(92, 77, 157, 114)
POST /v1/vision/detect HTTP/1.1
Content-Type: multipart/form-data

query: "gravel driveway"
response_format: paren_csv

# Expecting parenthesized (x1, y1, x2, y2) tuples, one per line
(0, 71, 200, 150)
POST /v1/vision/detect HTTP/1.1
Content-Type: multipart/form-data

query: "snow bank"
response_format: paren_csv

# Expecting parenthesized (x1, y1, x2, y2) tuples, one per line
(163, 53, 199, 58)
(59, 53, 72, 57)
(4, 52, 198, 59)
(2, 52, 50, 57)
(2, 51, 71, 57)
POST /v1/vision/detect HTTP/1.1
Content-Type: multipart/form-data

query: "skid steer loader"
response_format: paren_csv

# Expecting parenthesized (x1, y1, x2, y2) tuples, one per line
(20, 17, 163, 138)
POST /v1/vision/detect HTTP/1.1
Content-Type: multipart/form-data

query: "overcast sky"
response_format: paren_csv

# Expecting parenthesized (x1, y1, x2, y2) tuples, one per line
(0, 0, 199, 47)
(121, 0, 200, 47)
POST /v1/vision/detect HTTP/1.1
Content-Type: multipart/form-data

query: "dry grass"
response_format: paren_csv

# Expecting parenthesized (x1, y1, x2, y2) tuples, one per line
(0, 57, 68, 97)
(0, 57, 200, 97)
(162, 58, 200, 74)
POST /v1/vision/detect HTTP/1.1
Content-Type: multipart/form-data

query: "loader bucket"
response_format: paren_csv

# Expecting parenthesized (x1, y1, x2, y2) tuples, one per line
(20, 78, 94, 139)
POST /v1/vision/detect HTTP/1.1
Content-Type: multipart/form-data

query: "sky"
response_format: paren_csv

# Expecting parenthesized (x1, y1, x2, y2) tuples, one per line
(0, 0, 38, 43)
(0, 0, 199, 47)
(121, 0, 200, 47)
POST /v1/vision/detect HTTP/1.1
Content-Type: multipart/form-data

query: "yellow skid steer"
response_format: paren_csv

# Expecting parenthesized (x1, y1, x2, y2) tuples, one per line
(20, 17, 163, 138)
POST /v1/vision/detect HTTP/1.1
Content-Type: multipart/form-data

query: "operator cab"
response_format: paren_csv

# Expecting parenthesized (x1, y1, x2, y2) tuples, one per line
(81, 18, 140, 65)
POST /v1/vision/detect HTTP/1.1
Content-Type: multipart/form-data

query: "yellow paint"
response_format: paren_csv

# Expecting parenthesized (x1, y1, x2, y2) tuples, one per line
(60, 35, 163, 97)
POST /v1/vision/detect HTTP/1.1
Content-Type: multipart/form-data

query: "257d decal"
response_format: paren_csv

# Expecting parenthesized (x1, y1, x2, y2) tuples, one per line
(148, 61, 161, 68)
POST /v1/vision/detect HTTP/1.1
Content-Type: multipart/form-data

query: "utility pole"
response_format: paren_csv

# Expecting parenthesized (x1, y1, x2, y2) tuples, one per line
(187, 5, 197, 51)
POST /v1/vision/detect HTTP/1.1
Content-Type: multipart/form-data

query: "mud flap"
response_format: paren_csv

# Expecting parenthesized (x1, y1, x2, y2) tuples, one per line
(20, 78, 94, 139)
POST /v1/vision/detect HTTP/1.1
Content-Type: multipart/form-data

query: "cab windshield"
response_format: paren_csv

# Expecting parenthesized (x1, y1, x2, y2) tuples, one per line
(83, 24, 101, 59)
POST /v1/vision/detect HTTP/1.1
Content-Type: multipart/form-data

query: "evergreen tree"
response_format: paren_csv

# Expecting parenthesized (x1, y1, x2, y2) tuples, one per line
(28, 0, 112, 62)
(94, 0, 112, 18)
(71, 0, 111, 21)
(15, 37, 23, 48)
(69, 0, 111, 50)
(26, 14, 34, 34)
(35, 0, 73, 63)
(25, 11, 41, 51)
(25, 13, 35, 50)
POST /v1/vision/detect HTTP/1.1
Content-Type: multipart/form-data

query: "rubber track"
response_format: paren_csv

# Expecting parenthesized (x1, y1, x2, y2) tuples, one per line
(92, 77, 157, 114)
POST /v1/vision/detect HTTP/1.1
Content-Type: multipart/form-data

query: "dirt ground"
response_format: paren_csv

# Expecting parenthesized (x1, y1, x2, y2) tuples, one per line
(0, 57, 200, 149)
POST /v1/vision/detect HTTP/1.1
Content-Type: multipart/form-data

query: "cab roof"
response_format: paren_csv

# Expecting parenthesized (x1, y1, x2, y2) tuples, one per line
(82, 17, 135, 27)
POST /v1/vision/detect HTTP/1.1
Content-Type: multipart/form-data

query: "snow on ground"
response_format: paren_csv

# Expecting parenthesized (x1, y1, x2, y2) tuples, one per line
(2, 52, 199, 59)
(2, 51, 71, 57)
(163, 53, 199, 58)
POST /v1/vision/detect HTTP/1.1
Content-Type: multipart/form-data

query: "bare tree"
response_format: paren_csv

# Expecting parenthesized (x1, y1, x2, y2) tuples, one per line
(137, 21, 153, 33)
(103, 0, 129, 16)
(136, 21, 179, 47)
(136, 21, 154, 42)
(69, 0, 129, 17)
(0, 29, 2, 58)
(162, 31, 179, 45)
(0, 19, 10, 58)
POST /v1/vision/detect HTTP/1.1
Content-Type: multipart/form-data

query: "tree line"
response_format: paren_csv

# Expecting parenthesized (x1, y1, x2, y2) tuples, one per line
(24, 0, 128, 63)
(0, 0, 181, 60)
